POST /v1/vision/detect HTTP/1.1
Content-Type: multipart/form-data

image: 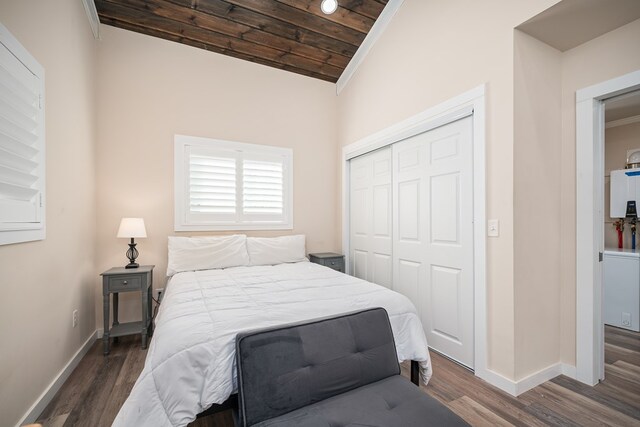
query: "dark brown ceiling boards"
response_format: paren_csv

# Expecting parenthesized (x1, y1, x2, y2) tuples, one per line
(95, 0, 389, 83)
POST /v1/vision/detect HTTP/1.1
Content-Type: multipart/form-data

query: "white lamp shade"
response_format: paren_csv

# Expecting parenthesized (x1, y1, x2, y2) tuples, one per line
(117, 218, 147, 238)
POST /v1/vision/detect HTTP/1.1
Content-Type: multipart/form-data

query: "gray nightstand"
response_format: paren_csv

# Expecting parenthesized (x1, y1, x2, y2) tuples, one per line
(101, 265, 154, 355)
(309, 252, 345, 273)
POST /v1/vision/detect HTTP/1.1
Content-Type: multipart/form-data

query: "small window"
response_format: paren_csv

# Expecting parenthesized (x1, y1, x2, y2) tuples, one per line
(0, 24, 45, 245)
(175, 135, 293, 231)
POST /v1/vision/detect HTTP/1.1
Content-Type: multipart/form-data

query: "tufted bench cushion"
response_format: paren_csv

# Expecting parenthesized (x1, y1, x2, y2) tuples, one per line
(236, 308, 469, 427)
(252, 375, 467, 427)
(236, 308, 400, 426)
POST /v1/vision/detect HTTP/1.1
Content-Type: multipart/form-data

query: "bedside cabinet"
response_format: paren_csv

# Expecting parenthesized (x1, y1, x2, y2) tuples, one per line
(101, 265, 154, 355)
(309, 252, 345, 273)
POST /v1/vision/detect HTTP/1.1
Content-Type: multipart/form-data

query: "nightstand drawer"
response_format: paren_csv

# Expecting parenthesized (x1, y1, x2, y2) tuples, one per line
(325, 258, 345, 271)
(108, 275, 141, 292)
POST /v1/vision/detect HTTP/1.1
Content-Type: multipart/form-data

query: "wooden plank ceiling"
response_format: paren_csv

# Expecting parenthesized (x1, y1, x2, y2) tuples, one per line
(95, 0, 389, 83)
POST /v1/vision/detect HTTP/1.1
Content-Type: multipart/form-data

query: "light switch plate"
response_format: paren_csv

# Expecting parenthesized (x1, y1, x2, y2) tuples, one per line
(488, 219, 499, 237)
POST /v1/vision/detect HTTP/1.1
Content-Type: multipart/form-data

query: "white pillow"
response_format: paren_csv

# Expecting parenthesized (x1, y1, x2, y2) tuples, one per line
(167, 234, 249, 276)
(247, 235, 307, 266)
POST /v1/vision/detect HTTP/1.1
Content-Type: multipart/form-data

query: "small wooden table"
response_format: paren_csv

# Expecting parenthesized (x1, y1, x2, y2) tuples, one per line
(308, 252, 345, 273)
(101, 265, 154, 355)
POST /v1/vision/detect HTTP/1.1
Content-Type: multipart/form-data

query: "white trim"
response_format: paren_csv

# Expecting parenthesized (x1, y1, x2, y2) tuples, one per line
(476, 362, 575, 397)
(472, 88, 488, 383)
(514, 364, 563, 396)
(577, 70, 640, 102)
(341, 158, 350, 273)
(605, 114, 640, 129)
(341, 84, 490, 388)
(478, 369, 518, 396)
(515, 363, 576, 395)
(335, 0, 404, 95)
(16, 331, 97, 427)
(576, 69, 640, 386)
(81, 0, 101, 39)
(561, 363, 577, 379)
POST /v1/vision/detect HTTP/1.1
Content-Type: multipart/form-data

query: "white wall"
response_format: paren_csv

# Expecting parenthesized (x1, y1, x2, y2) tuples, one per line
(95, 26, 340, 324)
(0, 1, 97, 425)
(513, 30, 563, 379)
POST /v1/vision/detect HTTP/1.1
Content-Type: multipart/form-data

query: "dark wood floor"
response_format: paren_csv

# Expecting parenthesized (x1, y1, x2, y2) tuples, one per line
(37, 326, 640, 426)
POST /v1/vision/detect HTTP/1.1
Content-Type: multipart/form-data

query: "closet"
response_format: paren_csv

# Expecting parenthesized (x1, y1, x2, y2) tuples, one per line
(349, 116, 475, 368)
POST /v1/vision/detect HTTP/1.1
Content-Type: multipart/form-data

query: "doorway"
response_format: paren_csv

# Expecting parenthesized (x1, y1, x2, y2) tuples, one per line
(576, 70, 640, 386)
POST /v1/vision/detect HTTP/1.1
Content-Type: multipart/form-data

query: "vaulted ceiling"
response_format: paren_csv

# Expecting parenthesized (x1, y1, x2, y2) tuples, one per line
(95, 0, 389, 83)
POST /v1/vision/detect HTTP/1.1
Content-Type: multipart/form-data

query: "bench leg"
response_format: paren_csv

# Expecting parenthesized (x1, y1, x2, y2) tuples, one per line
(410, 360, 420, 386)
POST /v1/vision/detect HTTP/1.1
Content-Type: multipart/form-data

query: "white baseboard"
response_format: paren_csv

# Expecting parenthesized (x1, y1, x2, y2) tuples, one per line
(16, 330, 98, 427)
(478, 362, 575, 396)
(476, 368, 518, 395)
(561, 363, 577, 379)
(514, 363, 563, 395)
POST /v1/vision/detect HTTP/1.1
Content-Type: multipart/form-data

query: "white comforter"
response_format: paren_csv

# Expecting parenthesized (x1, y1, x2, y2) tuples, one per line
(113, 262, 432, 427)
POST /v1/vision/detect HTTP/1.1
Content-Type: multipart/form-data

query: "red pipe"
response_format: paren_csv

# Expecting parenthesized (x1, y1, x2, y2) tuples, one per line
(618, 227, 624, 249)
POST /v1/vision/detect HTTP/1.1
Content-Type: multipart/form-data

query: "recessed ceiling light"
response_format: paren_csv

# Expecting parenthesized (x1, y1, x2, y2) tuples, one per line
(321, 0, 338, 15)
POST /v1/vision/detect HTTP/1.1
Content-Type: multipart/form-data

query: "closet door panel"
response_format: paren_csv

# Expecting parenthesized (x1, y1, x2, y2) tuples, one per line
(349, 147, 392, 287)
(397, 180, 420, 241)
(393, 136, 428, 326)
(423, 117, 474, 368)
(373, 253, 392, 288)
(430, 172, 461, 245)
(353, 249, 368, 280)
(349, 156, 371, 280)
(430, 265, 463, 344)
(392, 116, 474, 369)
(373, 184, 391, 237)
(397, 258, 421, 306)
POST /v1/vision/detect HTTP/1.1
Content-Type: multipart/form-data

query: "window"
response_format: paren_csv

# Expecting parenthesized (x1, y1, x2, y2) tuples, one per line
(0, 24, 45, 245)
(175, 135, 293, 231)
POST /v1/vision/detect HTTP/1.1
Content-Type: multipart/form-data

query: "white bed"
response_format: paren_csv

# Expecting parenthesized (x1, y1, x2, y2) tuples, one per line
(113, 261, 432, 427)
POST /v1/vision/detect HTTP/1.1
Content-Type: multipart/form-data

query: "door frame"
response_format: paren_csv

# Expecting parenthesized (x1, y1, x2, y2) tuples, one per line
(341, 84, 488, 380)
(576, 70, 640, 386)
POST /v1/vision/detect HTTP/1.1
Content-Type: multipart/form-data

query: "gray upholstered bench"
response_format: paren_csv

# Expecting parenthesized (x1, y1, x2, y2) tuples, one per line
(235, 308, 469, 427)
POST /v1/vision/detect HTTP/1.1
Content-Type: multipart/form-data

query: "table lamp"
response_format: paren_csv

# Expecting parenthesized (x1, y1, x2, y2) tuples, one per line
(117, 218, 147, 269)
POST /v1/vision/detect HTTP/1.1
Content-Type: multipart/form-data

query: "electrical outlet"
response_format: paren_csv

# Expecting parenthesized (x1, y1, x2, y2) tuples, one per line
(156, 288, 164, 303)
(622, 312, 631, 327)
(72, 309, 78, 328)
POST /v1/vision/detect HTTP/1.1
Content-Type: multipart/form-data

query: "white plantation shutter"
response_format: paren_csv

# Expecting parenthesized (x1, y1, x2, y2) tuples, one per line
(242, 159, 284, 216)
(189, 151, 237, 215)
(0, 24, 45, 245)
(175, 135, 292, 231)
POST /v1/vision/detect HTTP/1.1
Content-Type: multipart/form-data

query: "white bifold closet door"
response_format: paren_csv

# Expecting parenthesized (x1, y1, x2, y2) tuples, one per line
(392, 116, 474, 368)
(349, 147, 393, 288)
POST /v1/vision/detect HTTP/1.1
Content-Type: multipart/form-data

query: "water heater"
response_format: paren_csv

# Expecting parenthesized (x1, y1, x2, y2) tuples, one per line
(611, 168, 640, 218)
